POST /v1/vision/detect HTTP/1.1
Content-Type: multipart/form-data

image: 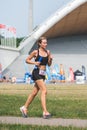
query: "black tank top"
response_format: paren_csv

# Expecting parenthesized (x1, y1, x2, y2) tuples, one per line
(35, 50, 48, 65)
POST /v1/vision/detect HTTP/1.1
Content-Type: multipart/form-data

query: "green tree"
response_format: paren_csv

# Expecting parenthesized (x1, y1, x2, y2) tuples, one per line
(16, 37, 25, 47)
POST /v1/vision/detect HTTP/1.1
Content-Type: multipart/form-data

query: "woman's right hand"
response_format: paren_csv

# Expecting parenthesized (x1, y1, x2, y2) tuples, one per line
(35, 61, 41, 66)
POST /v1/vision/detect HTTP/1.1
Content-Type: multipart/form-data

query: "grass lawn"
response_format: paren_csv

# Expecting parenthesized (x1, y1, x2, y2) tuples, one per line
(0, 83, 87, 119)
(0, 124, 87, 130)
(0, 83, 87, 129)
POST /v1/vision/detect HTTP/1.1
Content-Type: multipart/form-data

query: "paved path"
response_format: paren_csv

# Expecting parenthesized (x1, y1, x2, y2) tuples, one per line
(0, 116, 87, 128)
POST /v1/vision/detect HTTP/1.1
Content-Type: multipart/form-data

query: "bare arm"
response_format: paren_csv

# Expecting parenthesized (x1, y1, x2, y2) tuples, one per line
(26, 50, 41, 66)
(47, 50, 53, 66)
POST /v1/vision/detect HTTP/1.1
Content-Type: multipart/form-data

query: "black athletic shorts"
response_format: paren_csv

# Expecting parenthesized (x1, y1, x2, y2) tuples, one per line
(32, 68, 45, 81)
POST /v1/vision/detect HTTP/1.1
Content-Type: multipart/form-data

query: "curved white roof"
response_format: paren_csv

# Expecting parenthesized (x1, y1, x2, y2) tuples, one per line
(18, 0, 87, 54)
(33, 0, 87, 39)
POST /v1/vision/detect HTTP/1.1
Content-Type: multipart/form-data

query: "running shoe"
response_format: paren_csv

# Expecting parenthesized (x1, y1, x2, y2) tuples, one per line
(20, 106, 28, 118)
(43, 112, 51, 119)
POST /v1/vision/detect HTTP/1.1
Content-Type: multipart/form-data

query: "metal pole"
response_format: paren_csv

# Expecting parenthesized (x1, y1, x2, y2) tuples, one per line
(29, 0, 33, 34)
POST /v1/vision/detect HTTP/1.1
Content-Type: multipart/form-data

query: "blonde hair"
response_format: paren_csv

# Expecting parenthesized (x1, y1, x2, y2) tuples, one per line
(37, 36, 47, 48)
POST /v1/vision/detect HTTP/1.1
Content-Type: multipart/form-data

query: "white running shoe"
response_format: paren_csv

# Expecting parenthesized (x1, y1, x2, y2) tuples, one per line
(43, 112, 51, 119)
(20, 106, 28, 118)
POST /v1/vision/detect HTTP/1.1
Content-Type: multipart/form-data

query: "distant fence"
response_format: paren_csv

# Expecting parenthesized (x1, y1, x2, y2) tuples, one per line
(0, 24, 16, 48)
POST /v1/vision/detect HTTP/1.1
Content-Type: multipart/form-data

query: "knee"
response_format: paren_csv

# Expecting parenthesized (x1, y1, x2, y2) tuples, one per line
(32, 90, 38, 97)
(43, 89, 47, 95)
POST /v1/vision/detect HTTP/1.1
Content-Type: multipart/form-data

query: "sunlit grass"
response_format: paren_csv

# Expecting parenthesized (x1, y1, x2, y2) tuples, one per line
(0, 83, 87, 119)
(0, 124, 87, 130)
(0, 83, 87, 99)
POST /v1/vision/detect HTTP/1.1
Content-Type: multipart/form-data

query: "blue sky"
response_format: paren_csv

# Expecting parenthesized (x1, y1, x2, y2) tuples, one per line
(0, 0, 71, 37)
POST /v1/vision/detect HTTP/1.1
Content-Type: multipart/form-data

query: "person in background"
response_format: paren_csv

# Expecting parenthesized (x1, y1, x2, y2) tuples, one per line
(20, 36, 53, 119)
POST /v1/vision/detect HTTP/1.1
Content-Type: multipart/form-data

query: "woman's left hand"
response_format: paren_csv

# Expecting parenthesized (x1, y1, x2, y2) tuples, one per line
(47, 50, 53, 66)
(48, 50, 53, 59)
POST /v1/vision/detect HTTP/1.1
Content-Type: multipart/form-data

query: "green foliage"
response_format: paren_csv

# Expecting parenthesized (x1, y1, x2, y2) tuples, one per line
(16, 37, 25, 47)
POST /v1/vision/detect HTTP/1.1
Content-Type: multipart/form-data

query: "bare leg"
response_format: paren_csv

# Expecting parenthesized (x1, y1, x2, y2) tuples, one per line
(20, 84, 39, 117)
(36, 79, 48, 113)
(24, 83, 39, 109)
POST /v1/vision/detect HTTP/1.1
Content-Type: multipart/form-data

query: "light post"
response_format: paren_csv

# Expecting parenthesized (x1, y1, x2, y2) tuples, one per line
(29, 0, 33, 34)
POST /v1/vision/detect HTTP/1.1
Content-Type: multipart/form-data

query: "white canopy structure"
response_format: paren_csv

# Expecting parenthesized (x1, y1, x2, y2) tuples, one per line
(19, 0, 87, 54)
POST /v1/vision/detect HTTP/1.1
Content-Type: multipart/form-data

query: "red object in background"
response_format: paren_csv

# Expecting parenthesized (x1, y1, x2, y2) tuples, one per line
(7, 27, 16, 34)
(69, 67, 74, 82)
(0, 24, 6, 29)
